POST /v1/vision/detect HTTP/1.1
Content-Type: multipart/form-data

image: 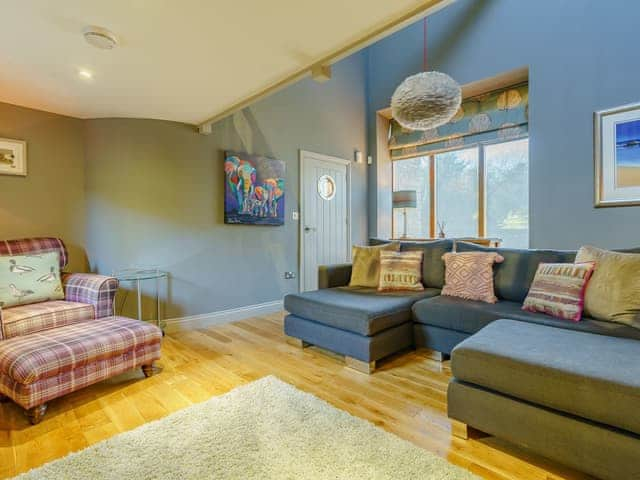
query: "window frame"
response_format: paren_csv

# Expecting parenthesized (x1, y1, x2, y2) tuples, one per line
(391, 137, 529, 240)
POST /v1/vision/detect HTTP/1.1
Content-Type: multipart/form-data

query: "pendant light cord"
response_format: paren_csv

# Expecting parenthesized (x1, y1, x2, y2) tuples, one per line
(423, 17, 428, 72)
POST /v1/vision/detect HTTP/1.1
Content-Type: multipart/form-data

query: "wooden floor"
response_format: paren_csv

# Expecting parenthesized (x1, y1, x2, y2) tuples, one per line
(0, 313, 593, 480)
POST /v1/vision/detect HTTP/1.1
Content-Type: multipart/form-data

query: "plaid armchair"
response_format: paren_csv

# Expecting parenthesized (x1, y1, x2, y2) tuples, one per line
(0, 237, 118, 340)
(0, 237, 162, 425)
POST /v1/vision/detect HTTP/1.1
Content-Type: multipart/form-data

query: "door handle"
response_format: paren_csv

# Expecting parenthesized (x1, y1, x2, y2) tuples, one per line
(304, 226, 316, 232)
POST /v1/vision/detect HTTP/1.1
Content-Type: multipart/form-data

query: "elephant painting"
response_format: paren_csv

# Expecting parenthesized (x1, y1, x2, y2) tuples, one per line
(224, 151, 285, 225)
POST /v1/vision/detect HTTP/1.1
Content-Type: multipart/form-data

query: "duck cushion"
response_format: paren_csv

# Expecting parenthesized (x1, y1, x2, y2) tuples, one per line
(0, 251, 64, 308)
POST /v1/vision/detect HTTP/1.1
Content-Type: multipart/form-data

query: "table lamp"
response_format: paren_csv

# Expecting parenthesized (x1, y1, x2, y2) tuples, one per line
(392, 190, 417, 239)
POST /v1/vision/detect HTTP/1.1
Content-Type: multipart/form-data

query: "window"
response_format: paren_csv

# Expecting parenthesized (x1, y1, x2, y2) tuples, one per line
(392, 138, 529, 247)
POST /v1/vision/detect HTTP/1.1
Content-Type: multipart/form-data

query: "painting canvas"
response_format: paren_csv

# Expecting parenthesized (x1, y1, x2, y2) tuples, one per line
(615, 119, 640, 188)
(224, 151, 285, 225)
(0, 138, 27, 176)
(595, 103, 640, 207)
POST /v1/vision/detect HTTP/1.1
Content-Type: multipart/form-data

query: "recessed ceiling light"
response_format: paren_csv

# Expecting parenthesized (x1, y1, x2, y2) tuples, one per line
(83, 25, 118, 50)
(78, 69, 93, 80)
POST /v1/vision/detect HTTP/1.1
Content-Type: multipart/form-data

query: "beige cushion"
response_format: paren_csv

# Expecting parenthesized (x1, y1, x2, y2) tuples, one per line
(349, 242, 400, 288)
(576, 245, 640, 328)
(441, 252, 504, 303)
(378, 251, 424, 292)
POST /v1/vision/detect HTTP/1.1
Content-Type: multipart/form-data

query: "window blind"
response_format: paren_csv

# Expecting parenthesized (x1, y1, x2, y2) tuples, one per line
(389, 82, 528, 160)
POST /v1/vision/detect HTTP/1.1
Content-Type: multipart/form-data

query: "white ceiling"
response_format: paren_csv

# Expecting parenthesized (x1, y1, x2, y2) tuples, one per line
(0, 0, 431, 124)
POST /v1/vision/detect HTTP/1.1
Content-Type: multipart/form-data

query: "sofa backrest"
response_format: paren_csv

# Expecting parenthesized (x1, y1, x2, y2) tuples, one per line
(0, 238, 68, 270)
(369, 238, 454, 289)
(455, 242, 576, 303)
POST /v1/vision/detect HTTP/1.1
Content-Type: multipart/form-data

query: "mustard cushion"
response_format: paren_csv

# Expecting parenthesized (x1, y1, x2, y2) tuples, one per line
(576, 245, 640, 328)
(349, 242, 400, 288)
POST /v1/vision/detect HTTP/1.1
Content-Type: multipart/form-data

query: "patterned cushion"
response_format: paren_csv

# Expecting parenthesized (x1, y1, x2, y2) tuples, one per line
(349, 242, 400, 288)
(441, 252, 504, 303)
(576, 246, 640, 328)
(0, 300, 95, 339)
(0, 316, 162, 385)
(378, 251, 424, 292)
(522, 262, 596, 321)
(0, 252, 64, 308)
(0, 237, 68, 269)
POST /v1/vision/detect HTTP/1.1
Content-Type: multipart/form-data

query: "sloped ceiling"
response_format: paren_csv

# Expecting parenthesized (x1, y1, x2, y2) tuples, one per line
(0, 1, 443, 124)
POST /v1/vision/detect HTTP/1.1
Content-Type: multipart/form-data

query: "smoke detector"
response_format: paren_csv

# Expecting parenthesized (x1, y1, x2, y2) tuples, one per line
(83, 26, 118, 50)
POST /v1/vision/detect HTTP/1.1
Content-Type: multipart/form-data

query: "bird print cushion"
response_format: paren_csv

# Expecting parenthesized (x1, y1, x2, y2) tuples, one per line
(0, 251, 64, 308)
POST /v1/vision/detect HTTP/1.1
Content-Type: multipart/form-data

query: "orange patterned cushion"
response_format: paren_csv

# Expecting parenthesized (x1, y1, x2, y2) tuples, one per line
(522, 262, 596, 321)
(378, 251, 424, 292)
(441, 252, 504, 303)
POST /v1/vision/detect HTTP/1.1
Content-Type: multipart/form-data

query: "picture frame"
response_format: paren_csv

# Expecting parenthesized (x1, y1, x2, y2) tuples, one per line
(594, 102, 640, 207)
(0, 138, 27, 176)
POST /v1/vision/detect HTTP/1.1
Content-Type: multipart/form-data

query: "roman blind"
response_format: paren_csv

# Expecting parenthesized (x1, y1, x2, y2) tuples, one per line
(389, 82, 528, 160)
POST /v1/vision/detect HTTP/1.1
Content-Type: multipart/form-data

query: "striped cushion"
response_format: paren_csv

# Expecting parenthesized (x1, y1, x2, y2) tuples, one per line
(378, 251, 424, 292)
(522, 262, 596, 321)
(441, 252, 504, 303)
(0, 316, 162, 385)
(0, 300, 95, 339)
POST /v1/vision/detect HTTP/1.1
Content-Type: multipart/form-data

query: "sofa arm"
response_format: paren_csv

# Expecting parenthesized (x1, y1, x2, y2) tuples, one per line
(62, 273, 119, 319)
(318, 263, 352, 289)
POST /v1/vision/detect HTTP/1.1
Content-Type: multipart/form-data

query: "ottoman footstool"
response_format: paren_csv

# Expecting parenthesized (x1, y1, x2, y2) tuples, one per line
(0, 316, 162, 424)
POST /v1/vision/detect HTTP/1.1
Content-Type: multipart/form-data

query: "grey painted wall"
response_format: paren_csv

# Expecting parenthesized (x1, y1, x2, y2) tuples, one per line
(84, 54, 367, 319)
(366, 0, 640, 249)
(0, 102, 87, 272)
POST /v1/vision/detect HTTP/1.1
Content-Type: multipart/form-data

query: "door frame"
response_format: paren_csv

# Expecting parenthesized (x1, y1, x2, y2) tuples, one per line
(299, 149, 352, 292)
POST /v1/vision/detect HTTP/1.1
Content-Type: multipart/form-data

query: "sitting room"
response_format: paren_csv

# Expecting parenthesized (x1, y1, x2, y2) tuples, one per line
(1, 1, 639, 479)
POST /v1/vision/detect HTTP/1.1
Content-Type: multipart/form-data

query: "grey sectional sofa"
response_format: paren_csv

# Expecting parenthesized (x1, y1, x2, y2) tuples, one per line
(284, 238, 640, 478)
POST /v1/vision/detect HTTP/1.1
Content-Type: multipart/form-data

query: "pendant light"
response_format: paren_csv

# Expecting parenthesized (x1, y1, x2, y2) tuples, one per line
(391, 18, 461, 131)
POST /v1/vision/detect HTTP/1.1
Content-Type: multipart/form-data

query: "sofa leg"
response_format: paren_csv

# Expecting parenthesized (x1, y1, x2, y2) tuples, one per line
(418, 348, 450, 362)
(345, 356, 376, 374)
(142, 364, 162, 378)
(285, 336, 310, 348)
(451, 419, 469, 439)
(26, 404, 48, 425)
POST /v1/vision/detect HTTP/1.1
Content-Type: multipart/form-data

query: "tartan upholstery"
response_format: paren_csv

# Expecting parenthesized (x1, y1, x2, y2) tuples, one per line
(62, 273, 118, 319)
(0, 300, 95, 339)
(0, 343, 160, 409)
(0, 316, 162, 409)
(0, 237, 68, 269)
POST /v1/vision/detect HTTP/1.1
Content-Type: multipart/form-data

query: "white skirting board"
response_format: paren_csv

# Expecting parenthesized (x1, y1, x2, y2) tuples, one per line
(163, 300, 284, 333)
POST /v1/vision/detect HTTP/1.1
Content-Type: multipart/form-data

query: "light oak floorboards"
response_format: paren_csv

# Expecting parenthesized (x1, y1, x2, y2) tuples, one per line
(0, 313, 594, 480)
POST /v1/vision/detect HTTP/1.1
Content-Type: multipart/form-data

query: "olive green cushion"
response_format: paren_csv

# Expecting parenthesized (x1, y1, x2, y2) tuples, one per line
(0, 252, 64, 308)
(576, 245, 640, 328)
(349, 242, 399, 288)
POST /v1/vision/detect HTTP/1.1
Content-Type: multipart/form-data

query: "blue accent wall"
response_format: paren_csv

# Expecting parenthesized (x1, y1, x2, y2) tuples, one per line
(366, 0, 640, 249)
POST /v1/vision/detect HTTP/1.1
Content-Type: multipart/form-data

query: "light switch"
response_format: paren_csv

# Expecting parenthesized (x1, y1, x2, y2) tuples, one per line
(292, 211, 299, 221)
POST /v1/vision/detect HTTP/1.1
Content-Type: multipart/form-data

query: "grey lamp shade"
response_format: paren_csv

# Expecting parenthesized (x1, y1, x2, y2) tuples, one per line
(392, 190, 417, 209)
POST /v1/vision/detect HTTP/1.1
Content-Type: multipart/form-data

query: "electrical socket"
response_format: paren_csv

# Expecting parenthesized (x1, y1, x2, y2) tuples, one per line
(284, 272, 296, 279)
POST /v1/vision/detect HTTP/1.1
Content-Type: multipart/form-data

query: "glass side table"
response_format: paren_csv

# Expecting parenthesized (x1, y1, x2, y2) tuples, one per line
(113, 268, 168, 332)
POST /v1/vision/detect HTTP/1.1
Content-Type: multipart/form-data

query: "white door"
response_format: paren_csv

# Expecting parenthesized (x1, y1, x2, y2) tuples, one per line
(300, 150, 350, 292)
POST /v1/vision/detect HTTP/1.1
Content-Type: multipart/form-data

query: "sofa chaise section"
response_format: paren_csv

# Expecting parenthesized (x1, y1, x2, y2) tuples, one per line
(448, 319, 640, 480)
(284, 287, 440, 373)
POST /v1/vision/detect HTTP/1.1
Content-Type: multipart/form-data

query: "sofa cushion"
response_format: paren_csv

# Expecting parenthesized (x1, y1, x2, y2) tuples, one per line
(0, 300, 95, 339)
(455, 242, 576, 302)
(0, 316, 162, 385)
(0, 252, 64, 308)
(451, 319, 640, 435)
(284, 287, 440, 336)
(370, 239, 454, 289)
(350, 242, 400, 288)
(412, 295, 640, 341)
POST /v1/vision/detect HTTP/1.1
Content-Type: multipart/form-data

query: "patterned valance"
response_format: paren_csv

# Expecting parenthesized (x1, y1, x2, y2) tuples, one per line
(389, 82, 528, 160)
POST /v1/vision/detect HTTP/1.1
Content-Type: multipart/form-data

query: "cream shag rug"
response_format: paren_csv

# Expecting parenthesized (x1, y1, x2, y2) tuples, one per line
(16, 376, 478, 480)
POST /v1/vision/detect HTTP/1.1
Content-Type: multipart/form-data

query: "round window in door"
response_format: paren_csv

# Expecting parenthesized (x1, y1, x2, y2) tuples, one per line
(317, 174, 337, 200)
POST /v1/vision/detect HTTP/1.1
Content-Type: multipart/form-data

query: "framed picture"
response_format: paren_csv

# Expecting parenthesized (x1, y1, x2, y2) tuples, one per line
(595, 102, 640, 207)
(224, 150, 285, 225)
(0, 138, 27, 176)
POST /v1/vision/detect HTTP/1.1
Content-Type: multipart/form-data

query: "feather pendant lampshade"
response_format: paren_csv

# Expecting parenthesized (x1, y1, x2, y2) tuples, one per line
(391, 18, 461, 131)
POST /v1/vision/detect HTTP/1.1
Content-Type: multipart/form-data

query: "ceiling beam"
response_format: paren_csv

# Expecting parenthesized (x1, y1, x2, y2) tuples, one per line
(197, 0, 455, 133)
